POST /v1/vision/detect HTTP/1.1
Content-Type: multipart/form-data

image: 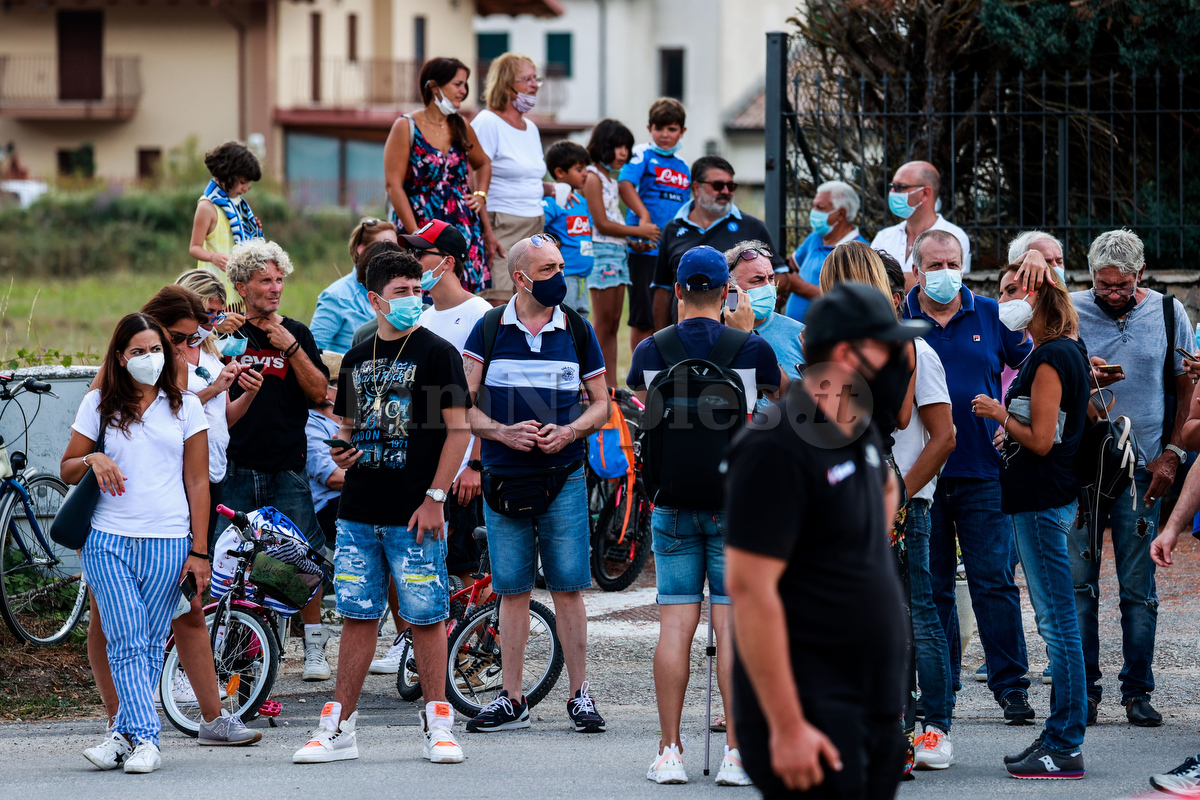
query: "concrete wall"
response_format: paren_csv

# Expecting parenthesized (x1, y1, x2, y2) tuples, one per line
(0, 367, 98, 482)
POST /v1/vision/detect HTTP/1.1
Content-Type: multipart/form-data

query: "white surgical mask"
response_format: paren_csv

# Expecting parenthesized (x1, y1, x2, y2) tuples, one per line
(998, 295, 1035, 331)
(433, 88, 458, 116)
(125, 352, 165, 387)
(191, 326, 213, 347)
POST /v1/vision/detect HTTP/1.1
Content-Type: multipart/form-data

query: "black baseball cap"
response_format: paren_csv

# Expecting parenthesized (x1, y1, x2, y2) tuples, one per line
(400, 219, 468, 265)
(804, 282, 929, 350)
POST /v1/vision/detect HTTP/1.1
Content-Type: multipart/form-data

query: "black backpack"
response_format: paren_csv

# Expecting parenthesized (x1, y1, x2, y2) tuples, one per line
(641, 325, 751, 509)
(477, 303, 589, 386)
(1075, 386, 1138, 561)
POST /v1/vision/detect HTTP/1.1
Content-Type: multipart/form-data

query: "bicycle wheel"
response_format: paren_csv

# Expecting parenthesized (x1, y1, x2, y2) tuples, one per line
(446, 598, 563, 717)
(0, 473, 85, 645)
(395, 633, 423, 702)
(591, 485, 652, 592)
(160, 606, 279, 736)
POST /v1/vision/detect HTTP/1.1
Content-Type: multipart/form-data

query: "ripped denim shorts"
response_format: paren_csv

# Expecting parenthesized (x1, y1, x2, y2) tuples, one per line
(333, 519, 449, 625)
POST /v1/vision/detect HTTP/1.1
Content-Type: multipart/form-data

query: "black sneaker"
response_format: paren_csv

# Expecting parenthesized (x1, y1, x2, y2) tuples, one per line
(1001, 690, 1036, 725)
(465, 690, 531, 732)
(1086, 697, 1099, 726)
(1127, 697, 1163, 727)
(1004, 735, 1046, 765)
(1006, 747, 1085, 779)
(567, 681, 606, 733)
(1149, 754, 1200, 794)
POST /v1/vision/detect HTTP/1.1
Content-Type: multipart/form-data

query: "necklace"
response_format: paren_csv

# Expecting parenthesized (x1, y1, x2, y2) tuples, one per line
(369, 331, 414, 413)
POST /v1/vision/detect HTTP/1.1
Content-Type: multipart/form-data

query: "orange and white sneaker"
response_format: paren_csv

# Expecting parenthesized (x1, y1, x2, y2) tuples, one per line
(648, 742, 688, 784)
(715, 745, 754, 786)
(914, 725, 955, 770)
(421, 702, 463, 764)
(293, 702, 358, 764)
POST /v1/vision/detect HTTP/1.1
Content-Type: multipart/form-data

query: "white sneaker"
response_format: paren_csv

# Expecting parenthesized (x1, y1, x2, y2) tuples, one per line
(83, 730, 132, 770)
(715, 746, 754, 786)
(172, 671, 198, 705)
(293, 703, 358, 764)
(303, 627, 332, 682)
(647, 743, 688, 784)
(369, 636, 405, 675)
(123, 741, 161, 774)
(421, 703, 463, 764)
(914, 726, 955, 770)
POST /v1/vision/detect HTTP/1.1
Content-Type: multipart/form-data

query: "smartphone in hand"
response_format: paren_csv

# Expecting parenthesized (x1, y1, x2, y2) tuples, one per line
(323, 438, 354, 452)
(179, 573, 198, 603)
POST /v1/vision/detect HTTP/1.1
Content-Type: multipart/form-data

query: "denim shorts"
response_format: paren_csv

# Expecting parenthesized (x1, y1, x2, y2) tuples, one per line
(651, 507, 730, 605)
(482, 467, 591, 594)
(334, 520, 449, 625)
(587, 241, 631, 290)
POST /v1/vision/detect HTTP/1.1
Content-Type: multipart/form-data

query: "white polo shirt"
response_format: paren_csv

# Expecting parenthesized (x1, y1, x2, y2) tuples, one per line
(871, 214, 972, 274)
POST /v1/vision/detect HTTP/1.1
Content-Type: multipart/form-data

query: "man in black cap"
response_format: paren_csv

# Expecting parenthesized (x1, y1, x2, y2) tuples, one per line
(724, 282, 928, 798)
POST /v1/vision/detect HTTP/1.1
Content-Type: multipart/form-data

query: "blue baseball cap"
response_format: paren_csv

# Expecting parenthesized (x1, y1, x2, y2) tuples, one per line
(676, 245, 730, 291)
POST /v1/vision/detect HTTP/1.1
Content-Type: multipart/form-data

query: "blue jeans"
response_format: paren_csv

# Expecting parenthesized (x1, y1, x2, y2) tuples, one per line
(929, 477, 1029, 701)
(333, 520, 449, 625)
(222, 461, 326, 552)
(1068, 468, 1159, 704)
(650, 507, 730, 605)
(907, 500, 954, 733)
(483, 468, 591, 594)
(1013, 501, 1087, 754)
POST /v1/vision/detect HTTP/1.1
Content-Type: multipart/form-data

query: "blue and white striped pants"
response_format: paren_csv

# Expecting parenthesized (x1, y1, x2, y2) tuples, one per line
(81, 528, 189, 746)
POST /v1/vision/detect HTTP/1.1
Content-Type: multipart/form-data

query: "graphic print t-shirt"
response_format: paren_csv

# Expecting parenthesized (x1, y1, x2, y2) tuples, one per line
(334, 327, 470, 525)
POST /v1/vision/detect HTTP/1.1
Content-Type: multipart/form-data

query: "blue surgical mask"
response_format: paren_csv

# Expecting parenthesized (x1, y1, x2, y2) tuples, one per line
(420, 258, 448, 291)
(650, 142, 682, 157)
(1054, 266, 1066, 284)
(888, 189, 922, 219)
(920, 268, 962, 305)
(809, 209, 832, 237)
(382, 294, 423, 331)
(217, 335, 247, 357)
(748, 284, 778, 320)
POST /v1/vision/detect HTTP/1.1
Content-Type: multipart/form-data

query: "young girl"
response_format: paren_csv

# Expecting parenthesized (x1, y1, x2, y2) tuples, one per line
(582, 119, 660, 387)
(189, 141, 263, 275)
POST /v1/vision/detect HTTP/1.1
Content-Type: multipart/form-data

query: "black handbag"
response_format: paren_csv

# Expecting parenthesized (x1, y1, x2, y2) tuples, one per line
(49, 417, 108, 550)
(481, 460, 582, 519)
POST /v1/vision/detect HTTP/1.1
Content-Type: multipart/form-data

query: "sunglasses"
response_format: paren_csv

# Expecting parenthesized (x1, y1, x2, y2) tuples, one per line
(888, 182, 925, 193)
(736, 247, 773, 262)
(360, 218, 385, 228)
(204, 310, 227, 324)
(168, 330, 204, 347)
(530, 233, 560, 248)
(194, 366, 214, 386)
(699, 180, 738, 193)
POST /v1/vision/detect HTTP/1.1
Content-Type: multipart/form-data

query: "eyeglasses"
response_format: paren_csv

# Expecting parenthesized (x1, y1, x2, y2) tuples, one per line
(205, 310, 227, 325)
(530, 233, 560, 248)
(1094, 283, 1136, 298)
(736, 247, 773, 262)
(168, 330, 204, 347)
(888, 182, 925, 193)
(514, 76, 545, 87)
(699, 180, 738, 193)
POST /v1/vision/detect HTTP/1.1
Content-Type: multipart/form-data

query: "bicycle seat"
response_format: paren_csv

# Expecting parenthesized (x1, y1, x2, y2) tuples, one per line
(472, 525, 487, 542)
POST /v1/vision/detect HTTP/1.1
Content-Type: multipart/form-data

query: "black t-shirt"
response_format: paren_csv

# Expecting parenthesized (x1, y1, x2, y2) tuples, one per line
(999, 336, 1091, 515)
(724, 391, 906, 717)
(227, 317, 327, 473)
(651, 208, 786, 292)
(334, 327, 470, 526)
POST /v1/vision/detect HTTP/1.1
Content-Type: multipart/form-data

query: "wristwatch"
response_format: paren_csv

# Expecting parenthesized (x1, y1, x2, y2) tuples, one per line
(426, 488, 448, 503)
(1166, 444, 1188, 464)
(467, 459, 483, 472)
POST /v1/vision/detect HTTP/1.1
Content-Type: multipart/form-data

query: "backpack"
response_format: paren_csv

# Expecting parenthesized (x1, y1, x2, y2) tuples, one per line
(477, 302, 590, 386)
(1075, 384, 1139, 561)
(641, 325, 751, 509)
(587, 392, 634, 480)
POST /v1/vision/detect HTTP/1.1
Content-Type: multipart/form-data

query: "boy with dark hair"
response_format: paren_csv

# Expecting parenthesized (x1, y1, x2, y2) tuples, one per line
(620, 98, 691, 351)
(293, 247, 473, 766)
(190, 141, 264, 272)
(544, 141, 595, 319)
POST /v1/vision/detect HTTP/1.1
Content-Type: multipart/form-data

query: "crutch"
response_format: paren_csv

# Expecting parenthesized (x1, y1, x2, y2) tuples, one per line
(703, 601, 716, 776)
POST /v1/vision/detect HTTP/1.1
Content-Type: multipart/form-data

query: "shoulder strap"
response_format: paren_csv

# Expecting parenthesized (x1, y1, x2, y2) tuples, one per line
(651, 325, 689, 367)
(1163, 292, 1177, 437)
(706, 327, 752, 369)
(95, 414, 108, 455)
(561, 304, 590, 374)
(477, 304, 506, 387)
(404, 114, 415, 147)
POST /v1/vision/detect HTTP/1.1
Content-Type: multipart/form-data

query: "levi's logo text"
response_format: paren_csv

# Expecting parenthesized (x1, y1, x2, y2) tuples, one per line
(826, 460, 857, 485)
(236, 349, 289, 379)
(567, 216, 592, 237)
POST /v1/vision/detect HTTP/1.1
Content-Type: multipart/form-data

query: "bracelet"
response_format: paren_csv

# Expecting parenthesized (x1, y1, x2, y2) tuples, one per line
(1002, 414, 1011, 432)
(82, 453, 95, 468)
(567, 424, 577, 442)
(188, 550, 207, 560)
(284, 341, 300, 358)
(472, 190, 488, 202)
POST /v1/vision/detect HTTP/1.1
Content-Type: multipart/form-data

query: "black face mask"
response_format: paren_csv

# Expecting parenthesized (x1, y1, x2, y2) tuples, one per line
(1092, 288, 1136, 320)
(854, 345, 913, 432)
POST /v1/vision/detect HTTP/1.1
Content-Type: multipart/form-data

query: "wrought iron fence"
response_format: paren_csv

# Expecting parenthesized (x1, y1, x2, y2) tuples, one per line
(763, 32, 1200, 272)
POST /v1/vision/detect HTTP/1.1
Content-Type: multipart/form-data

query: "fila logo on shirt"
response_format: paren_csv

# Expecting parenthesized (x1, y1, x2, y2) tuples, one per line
(566, 215, 592, 237)
(826, 460, 857, 485)
(653, 166, 691, 191)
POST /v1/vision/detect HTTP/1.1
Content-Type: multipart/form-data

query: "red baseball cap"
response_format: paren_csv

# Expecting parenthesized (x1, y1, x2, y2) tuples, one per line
(400, 220, 468, 265)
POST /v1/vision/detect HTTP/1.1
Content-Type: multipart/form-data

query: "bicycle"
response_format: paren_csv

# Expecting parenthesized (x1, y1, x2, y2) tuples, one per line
(395, 524, 565, 717)
(588, 388, 653, 592)
(0, 373, 87, 646)
(159, 504, 321, 736)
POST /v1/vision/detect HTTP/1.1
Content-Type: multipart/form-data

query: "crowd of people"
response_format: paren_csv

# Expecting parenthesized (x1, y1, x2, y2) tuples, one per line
(61, 47, 1200, 799)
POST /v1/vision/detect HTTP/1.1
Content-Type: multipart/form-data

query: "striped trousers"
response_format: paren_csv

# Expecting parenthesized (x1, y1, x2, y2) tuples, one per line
(82, 528, 189, 746)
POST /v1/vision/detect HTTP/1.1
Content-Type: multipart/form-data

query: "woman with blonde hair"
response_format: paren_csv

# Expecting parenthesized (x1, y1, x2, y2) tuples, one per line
(970, 277, 1090, 778)
(470, 52, 551, 303)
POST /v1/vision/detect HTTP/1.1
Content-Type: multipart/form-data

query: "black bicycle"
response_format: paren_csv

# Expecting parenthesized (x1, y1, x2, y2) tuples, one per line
(0, 374, 85, 646)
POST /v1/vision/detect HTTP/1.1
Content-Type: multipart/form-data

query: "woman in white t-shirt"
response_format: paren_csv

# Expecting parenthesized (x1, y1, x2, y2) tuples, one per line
(61, 312, 211, 773)
(471, 53, 551, 303)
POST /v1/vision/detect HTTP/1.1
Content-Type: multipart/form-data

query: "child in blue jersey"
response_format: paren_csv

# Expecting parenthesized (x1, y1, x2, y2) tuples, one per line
(619, 98, 690, 351)
(543, 141, 595, 319)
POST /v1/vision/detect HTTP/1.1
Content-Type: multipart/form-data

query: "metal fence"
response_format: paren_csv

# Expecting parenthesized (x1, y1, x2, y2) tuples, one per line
(763, 32, 1200, 271)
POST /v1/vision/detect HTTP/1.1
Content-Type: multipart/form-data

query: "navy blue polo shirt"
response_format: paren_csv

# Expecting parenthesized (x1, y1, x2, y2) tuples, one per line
(903, 286, 1032, 480)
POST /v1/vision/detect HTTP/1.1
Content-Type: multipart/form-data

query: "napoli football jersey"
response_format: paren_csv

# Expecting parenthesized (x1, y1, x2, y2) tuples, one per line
(543, 188, 594, 277)
(619, 144, 691, 256)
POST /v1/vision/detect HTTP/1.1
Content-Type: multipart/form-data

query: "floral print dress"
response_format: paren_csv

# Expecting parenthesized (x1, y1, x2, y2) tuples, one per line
(395, 116, 490, 294)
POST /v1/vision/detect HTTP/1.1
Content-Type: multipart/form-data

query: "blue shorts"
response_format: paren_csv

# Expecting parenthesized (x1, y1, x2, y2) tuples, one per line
(587, 242, 631, 290)
(334, 520, 449, 625)
(482, 467, 591, 594)
(651, 507, 730, 605)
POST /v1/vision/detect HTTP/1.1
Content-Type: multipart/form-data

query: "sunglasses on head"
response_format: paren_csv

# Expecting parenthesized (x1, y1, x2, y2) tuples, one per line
(168, 330, 204, 347)
(700, 180, 738, 193)
(360, 218, 385, 228)
(530, 233, 560, 248)
(736, 247, 773, 262)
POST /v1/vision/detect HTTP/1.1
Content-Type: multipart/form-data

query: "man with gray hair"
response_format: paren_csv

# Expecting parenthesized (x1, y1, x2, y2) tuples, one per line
(1067, 228, 1194, 728)
(1008, 230, 1065, 279)
(726, 239, 805, 396)
(872, 161, 971, 290)
(223, 239, 333, 680)
(782, 179, 867, 323)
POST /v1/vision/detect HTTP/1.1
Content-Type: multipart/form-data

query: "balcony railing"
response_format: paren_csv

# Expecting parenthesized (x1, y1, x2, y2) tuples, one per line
(0, 55, 142, 121)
